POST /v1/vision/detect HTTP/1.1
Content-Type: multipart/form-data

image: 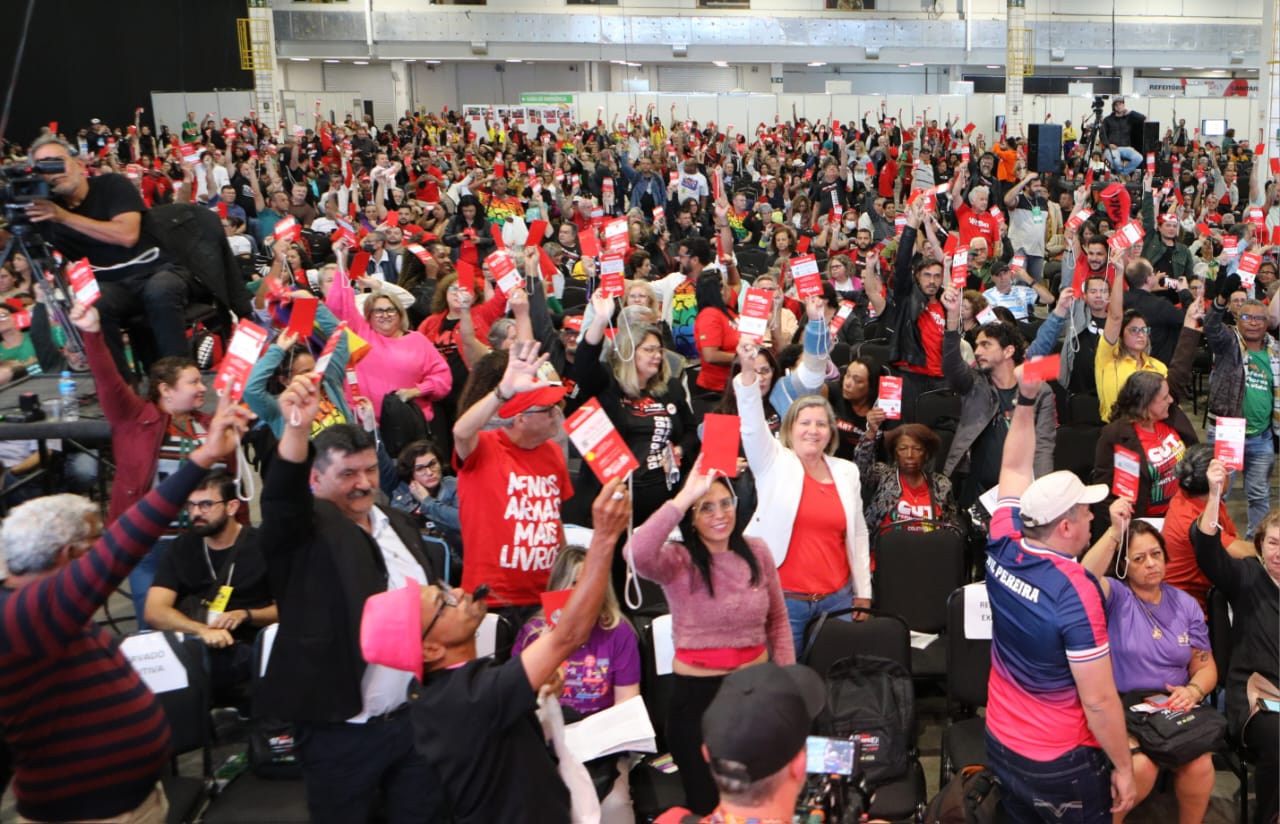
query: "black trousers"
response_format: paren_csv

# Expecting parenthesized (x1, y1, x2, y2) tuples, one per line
(666, 673, 726, 816)
(1243, 710, 1278, 824)
(96, 267, 191, 377)
(295, 711, 444, 824)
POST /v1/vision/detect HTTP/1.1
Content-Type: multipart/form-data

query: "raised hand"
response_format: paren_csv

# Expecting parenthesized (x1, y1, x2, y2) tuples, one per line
(499, 340, 551, 396)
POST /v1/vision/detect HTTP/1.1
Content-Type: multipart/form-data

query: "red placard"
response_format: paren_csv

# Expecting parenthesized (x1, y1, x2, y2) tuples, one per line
(598, 254, 626, 298)
(1113, 446, 1141, 500)
(331, 219, 357, 248)
(1066, 208, 1093, 232)
(578, 226, 600, 258)
(485, 251, 523, 297)
(603, 218, 629, 255)
(1213, 417, 1246, 471)
(273, 216, 301, 243)
(1010, 253, 1026, 271)
(407, 243, 432, 264)
(1146, 153, 1155, 174)
(1108, 222, 1144, 251)
(602, 177, 614, 199)
(1023, 353, 1060, 382)
(286, 297, 318, 338)
(829, 300, 855, 341)
(795, 235, 812, 254)
(66, 258, 101, 307)
(564, 398, 640, 484)
(963, 122, 976, 135)
(540, 588, 573, 630)
(951, 249, 969, 287)
(214, 320, 269, 403)
(878, 376, 903, 419)
(790, 254, 822, 298)
(1222, 236, 1239, 258)
(1238, 252, 1262, 289)
(738, 287, 774, 340)
(988, 206, 1005, 227)
(652, 205, 665, 227)
(894, 215, 907, 237)
(700, 413, 742, 478)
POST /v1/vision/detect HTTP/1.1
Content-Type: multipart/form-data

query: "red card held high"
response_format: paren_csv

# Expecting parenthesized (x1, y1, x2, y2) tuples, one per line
(564, 398, 640, 484)
(1113, 446, 1141, 500)
(1213, 417, 1246, 471)
(287, 297, 318, 338)
(878, 376, 903, 419)
(700, 413, 742, 478)
(791, 254, 822, 298)
(795, 235, 811, 254)
(540, 588, 573, 630)
(1022, 353, 1060, 383)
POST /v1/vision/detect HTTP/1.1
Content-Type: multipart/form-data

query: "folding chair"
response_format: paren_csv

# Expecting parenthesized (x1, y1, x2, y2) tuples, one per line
(874, 522, 966, 684)
(1206, 587, 1252, 824)
(803, 608, 927, 822)
(940, 586, 992, 787)
(1053, 424, 1102, 485)
(913, 388, 962, 433)
(628, 612, 685, 819)
(120, 631, 213, 824)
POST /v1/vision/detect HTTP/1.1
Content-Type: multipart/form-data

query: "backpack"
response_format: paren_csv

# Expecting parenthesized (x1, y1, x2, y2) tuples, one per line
(813, 654, 913, 785)
(924, 765, 1004, 824)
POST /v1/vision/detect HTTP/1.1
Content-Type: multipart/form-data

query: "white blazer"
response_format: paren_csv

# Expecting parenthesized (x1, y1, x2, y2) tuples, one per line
(734, 376, 872, 600)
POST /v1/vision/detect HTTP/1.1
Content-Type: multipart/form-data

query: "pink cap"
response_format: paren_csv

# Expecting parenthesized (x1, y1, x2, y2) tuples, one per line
(360, 578, 424, 677)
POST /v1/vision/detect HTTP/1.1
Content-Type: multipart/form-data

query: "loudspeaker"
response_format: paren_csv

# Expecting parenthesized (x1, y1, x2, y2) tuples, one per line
(1027, 124, 1063, 173)
(1139, 121, 1160, 156)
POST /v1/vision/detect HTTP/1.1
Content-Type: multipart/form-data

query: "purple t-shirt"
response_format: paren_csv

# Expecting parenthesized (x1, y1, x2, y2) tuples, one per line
(1104, 581, 1209, 693)
(512, 617, 642, 716)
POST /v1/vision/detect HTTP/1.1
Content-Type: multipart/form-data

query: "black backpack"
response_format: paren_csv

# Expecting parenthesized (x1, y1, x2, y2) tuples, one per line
(924, 765, 1004, 824)
(813, 654, 913, 785)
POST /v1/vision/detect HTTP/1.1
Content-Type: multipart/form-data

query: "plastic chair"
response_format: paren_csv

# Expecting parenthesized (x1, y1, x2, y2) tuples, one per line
(940, 586, 993, 787)
(874, 523, 966, 683)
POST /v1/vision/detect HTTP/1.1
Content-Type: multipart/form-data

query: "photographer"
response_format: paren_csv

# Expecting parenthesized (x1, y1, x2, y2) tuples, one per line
(26, 136, 191, 377)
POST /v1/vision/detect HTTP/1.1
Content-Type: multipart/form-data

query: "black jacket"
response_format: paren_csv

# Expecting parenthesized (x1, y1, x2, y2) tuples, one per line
(885, 225, 932, 369)
(140, 203, 254, 319)
(258, 450, 438, 723)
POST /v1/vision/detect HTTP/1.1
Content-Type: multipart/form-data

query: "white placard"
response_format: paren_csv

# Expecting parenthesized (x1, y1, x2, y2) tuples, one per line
(121, 632, 190, 694)
(475, 613, 500, 659)
(562, 696, 657, 763)
(651, 613, 675, 676)
(963, 582, 993, 640)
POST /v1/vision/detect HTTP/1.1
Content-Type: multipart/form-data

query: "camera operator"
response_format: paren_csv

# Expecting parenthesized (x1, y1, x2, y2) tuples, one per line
(25, 135, 191, 377)
(1099, 98, 1146, 179)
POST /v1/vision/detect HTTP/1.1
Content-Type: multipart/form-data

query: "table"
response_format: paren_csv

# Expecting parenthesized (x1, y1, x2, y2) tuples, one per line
(0, 374, 113, 502)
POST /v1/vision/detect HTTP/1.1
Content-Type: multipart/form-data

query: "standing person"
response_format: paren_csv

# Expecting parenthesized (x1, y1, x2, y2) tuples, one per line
(1120, 256, 1191, 366)
(0, 402, 250, 824)
(258, 378, 444, 824)
(1004, 170, 1051, 282)
(73, 303, 242, 628)
(983, 368, 1136, 823)
(1027, 275, 1111, 399)
(360, 480, 633, 824)
(624, 465, 794, 815)
(1194, 462, 1279, 824)
(734, 339, 872, 654)
(452, 342, 573, 627)
(650, 237, 720, 367)
(1203, 277, 1280, 539)
(1096, 257, 1168, 422)
(692, 269, 741, 414)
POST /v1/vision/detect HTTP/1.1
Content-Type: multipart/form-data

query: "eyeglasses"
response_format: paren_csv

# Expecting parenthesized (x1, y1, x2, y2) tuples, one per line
(1125, 326, 1152, 336)
(636, 344, 664, 356)
(1238, 314, 1266, 323)
(421, 587, 459, 641)
(675, 252, 693, 259)
(185, 499, 228, 513)
(696, 498, 737, 516)
(414, 458, 441, 473)
(371, 307, 399, 316)
(523, 405, 562, 417)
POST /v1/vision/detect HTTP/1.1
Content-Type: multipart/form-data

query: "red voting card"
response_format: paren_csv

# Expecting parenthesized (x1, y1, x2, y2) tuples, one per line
(490, 223, 506, 250)
(598, 254, 626, 298)
(738, 287, 774, 340)
(66, 258, 101, 307)
(578, 227, 600, 259)
(1023, 353, 1060, 383)
(274, 216, 301, 244)
(829, 301, 855, 341)
(1108, 222, 1144, 251)
(526, 219, 549, 248)
(1239, 252, 1262, 289)
(1146, 153, 1155, 174)
(942, 233, 959, 257)
(1214, 417, 1246, 471)
(1272, 226, 1280, 247)
(791, 254, 822, 298)
(564, 398, 640, 484)
(311, 322, 348, 377)
(1272, 158, 1280, 176)
(540, 588, 573, 630)
(407, 244, 431, 264)
(1010, 254, 1026, 271)
(1222, 236, 1239, 258)
(603, 218, 629, 255)
(1066, 208, 1093, 232)
(485, 251, 523, 297)
(795, 235, 812, 254)
(879, 376, 904, 419)
(214, 320, 269, 403)
(963, 122, 976, 135)
(951, 249, 969, 287)
(652, 205, 665, 227)
(894, 215, 907, 236)
(286, 297, 318, 338)
(332, 219, 357, 249)
(1113, 446, 1141, 500)
(700, 414, 742, 478)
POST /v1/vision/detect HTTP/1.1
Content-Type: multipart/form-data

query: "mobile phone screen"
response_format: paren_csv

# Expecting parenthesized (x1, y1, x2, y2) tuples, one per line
(1261, 698, 1280, 713)
(805, 736, 855, 776)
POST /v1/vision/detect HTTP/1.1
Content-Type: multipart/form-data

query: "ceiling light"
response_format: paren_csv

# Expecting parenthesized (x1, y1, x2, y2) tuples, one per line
(985, 65, 1000, 69)
(290, 57, 311, 62)
(898, 64, 909, 68)
(425, 60, 441, 64)
(354, 60, 368, 65)
(808, 61, 826, 67)
(712, 61, 729, 68)
(1098, 64, 1113, 69)
(402, 58, 416, 63)
(506, 58, 523, 63)
(324, 59, 340, 63)
(1159, 67, 1173, 71)
(1073, 66, 1088, 70)
(909, 62, 924, 66)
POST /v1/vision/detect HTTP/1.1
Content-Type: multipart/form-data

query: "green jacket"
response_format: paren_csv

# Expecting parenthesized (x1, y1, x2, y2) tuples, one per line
(1141, 193, 1195, 278)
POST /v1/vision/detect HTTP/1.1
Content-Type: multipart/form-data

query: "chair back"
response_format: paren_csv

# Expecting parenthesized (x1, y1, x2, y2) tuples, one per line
(875, 525, 966, 633)
(945, 586, 992, 712)
(1205, 587, 1233, 689)
(121, 631, 211, 758)
(913, 388, 962, 431)
(803, 608, 912, 679)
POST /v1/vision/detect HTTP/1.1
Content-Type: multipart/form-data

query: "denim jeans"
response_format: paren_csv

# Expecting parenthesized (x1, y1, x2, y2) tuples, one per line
(1208, 422, 1275, 537)
(986, 733, 1113, 823)
(783, 585, 853, 657)
(128, 538, 171, 631)
(1104, 146, 1143, 176)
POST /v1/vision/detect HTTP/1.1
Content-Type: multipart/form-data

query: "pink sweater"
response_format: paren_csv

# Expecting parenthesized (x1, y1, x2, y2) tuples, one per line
(326, 270, 452, 421)
(624, 502, 795, 664)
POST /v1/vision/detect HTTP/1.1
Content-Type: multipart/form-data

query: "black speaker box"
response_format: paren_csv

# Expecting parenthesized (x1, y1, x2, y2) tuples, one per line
(1027, 123, 1063, 173)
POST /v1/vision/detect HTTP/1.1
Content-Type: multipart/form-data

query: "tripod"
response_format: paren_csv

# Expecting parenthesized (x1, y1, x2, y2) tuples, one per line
(0, 211, 85, 357)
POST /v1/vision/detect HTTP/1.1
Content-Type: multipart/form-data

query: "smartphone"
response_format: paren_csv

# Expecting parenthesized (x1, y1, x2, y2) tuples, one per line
(1144, 693, 1173, 708)
(1260, 698, 1280, 713)
(805, 736, 856, 776)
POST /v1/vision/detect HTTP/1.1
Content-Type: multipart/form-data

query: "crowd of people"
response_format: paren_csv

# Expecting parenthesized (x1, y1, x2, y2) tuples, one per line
(0, 96, 1277, 824)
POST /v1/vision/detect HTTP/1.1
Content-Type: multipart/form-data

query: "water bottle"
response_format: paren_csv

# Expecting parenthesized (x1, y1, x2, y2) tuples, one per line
(58, 371, 79, 421)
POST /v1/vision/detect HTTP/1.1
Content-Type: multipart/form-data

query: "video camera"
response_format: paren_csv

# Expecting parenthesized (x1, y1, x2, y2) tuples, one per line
(0, 158, 65, 230)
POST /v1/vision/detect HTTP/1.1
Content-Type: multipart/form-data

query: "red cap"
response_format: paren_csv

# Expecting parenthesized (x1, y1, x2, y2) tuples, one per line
(498, 384, 569, 418)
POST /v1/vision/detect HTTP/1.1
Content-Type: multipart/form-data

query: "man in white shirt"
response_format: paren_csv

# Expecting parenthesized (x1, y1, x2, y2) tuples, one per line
(983, 261, 1054, 322)
(676, 158, 709, 211)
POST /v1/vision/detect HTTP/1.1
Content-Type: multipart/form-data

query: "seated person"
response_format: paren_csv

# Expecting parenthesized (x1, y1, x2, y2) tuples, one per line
(982, 261, 1052, 322)
(143, 471, 275, 707)
(389, 440, 462, 580)
(854, 422, 960, 535)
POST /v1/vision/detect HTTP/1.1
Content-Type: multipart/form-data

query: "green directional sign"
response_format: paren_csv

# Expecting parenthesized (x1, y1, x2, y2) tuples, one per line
(520, 94, 575, 105)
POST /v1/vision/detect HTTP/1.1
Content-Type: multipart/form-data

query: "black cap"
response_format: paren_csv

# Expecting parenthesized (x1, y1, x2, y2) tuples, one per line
(701, 663, 826, 783)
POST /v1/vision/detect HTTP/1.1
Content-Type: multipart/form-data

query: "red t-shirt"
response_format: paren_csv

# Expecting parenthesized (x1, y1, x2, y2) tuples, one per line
(694, 307, 740, 391)
(778, 474, 850, 594)
(882, 473, 935, 529)
(1133, 421, 1185, 517)
(956, 202, 999, 251)
(902, 301, 946, 377)
(455, 428, 573, 606)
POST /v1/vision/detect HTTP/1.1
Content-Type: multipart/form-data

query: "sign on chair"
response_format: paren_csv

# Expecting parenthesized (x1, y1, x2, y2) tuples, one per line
(121, 632, 190, 693)
(962, 583, 992, 640)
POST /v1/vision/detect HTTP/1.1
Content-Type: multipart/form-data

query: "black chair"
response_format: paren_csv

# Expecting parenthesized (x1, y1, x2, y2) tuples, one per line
(202, 624, 311, 824)
(913, 388, 962, 432)
(1206, 587, 1252, 824)
(940, 586, 992, 787)
(628, 613, 685, 820)
(121, 631, 213, 824)
(1067, 393, 1104, 427)
(874, 522, 966, 683)
(855, 341, 892, 370)
(802, 608, 926, 822)
(1053, 424, 1102, 485)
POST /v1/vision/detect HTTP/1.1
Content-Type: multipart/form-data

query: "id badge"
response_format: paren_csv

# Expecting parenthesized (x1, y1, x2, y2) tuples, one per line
(1031, 205, 1044, 224)
(206, 585, 234, 619)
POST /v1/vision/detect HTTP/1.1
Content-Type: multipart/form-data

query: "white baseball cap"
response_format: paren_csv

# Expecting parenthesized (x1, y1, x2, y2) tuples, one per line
(1019, 471, 1108, 527)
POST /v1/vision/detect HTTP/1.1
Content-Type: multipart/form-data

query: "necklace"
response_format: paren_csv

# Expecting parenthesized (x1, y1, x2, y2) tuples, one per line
(1133, 587, 1166, 640)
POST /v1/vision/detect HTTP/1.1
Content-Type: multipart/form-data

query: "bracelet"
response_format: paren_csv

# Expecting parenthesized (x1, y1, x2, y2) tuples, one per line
(1016, 393, 1038, 406)
(1186, 682, 1205, 698)
(243, 609, 253, 624)
(493, 385, 514, 403)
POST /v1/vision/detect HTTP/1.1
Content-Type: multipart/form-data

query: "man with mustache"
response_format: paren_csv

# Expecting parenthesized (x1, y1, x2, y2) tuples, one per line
(143, 470, 274, 708)
(258, 381, 445, 824)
